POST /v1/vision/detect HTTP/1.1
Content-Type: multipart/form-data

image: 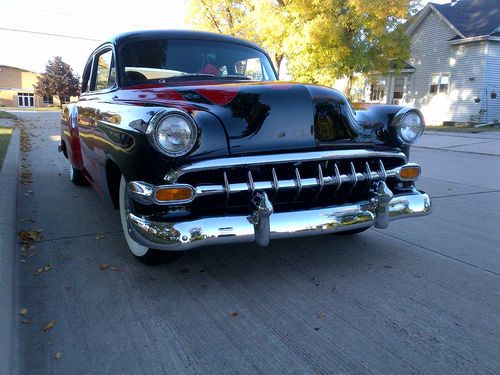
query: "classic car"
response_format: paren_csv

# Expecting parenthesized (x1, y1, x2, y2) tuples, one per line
(60, 30, 431, 264)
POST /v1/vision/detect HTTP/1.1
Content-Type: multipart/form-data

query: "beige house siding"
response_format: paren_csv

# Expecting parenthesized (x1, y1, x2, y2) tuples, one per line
(405, 10, 486, 124)
(364, 8, 497, 126)
(482, 41, 500, 123)
(0, 65, 76, 108)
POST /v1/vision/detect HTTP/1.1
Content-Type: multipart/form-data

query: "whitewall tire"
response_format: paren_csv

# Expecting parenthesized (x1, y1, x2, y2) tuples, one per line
(119, 176, 183, 265)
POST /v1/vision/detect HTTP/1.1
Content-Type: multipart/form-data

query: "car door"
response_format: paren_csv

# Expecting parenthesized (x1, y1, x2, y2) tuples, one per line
(77, 46, 117, 195)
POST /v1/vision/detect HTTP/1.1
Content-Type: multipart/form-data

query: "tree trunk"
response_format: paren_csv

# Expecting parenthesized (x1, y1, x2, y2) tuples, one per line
(345, 75, 354, 100)
(275, 53, 284, 78)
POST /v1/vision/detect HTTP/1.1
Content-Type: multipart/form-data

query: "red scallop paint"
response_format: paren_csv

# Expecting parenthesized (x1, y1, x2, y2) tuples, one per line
(195, 87, 240, 106)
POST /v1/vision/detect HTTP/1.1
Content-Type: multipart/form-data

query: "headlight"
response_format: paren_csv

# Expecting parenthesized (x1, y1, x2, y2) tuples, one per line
(147, 111, 198, 157)
(391, 109, 425, 145)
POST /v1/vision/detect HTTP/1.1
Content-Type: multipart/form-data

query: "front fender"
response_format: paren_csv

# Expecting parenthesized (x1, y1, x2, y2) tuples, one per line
(95, 103, 230, 185)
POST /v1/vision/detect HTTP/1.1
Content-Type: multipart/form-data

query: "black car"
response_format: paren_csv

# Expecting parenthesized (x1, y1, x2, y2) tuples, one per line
(60, 30, 431, 264)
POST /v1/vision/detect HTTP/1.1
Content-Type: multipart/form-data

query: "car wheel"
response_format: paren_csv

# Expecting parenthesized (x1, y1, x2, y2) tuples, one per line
(119, 176, 183, 265)
(69, 162, 89, 186)
(335, 227, 370, 236)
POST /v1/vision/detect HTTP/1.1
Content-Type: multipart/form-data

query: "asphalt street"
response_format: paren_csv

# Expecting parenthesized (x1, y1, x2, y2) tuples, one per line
(12, 112, 500, 374)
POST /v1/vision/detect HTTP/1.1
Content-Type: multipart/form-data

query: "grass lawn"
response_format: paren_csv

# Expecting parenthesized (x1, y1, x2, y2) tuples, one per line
(0, 110, 18, 119)
(0, 127, 14, 171)
(0, 107, 60, 112)
(427, 125, 500, 133)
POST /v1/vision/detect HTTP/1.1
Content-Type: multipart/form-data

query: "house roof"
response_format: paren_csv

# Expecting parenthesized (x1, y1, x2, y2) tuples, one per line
(0, 64, 39, 75)
(433, 0, 500, 37)
(408, 0, 500, 39)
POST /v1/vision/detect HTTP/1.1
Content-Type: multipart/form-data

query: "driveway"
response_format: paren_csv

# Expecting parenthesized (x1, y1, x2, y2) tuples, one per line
(13, 112, 500, 374)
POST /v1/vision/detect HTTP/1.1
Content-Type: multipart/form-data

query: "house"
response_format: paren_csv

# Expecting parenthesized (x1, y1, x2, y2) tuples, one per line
(364, 0, 500, 125)
(0, 65, 74, 108)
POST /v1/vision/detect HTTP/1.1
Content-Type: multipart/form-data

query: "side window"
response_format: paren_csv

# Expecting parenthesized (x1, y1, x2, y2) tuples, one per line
(81, 58, 93, 93)
(95, 50, 115, 91)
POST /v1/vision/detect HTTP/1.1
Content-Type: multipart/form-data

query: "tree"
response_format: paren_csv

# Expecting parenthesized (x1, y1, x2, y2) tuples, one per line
(34, 57, 80, 107)
(187, 0, 417, 97)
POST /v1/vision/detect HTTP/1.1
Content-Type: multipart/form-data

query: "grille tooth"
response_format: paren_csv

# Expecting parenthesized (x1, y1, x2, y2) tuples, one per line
(365, 161, 372, 184)
(223, 171, 230, 201)
(378, 159, 387, 180)
(294, 167, 302, 197)
(314, 164, 324, 200)
(348, 162, 358, 193)
(333, 163, 342, 195)
(271, 167, 279, 193)
(247, 170, 255, 194)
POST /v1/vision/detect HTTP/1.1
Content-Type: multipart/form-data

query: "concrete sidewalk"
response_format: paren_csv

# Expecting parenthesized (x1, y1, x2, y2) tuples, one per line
(0, 125, 20, 375)
(416, 131, 500, 156)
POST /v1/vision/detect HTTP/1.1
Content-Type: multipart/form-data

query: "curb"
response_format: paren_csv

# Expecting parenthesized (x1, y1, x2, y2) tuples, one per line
(0, 127, 20, 375)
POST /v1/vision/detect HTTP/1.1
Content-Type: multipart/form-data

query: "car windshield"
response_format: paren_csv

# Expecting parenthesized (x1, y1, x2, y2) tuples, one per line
(120, 39, 276, 86)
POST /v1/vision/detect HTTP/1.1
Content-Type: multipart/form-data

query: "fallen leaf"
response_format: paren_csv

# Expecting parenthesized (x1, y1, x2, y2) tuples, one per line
(19, 259, 27, 264)
(19, 308, 28, 316)
(34, 264, 51, 276)
(111, 267, 120, 272)
(19, 218, 35, 223)
(42, 320, 56, 332)
(20, 243, 35, 251)
(318, 312, 325, 319)
(230, 311, 238, 318)
(99, 263, 110, 271)
(95, 235, 105, 240)
(54, 352, 62, 360)
(21, 319, 31, 324)
(17, 230, 43, 242)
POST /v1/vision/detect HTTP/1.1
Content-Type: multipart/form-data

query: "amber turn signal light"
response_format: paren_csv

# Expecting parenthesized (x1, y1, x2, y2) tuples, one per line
(154, 186, 194, 202)
(399, 165, 421, 181)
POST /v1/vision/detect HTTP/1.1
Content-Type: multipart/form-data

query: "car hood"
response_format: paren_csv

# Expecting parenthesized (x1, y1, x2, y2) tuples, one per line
(120, 81, 363, 155)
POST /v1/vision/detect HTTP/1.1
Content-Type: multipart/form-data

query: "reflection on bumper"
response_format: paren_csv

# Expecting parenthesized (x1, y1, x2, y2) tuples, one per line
(126, 188, 431, 251)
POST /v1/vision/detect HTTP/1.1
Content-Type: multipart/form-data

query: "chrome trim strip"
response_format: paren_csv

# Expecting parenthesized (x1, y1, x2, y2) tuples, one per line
(164, 149, 407, 182)
(126, 189, 431, 251)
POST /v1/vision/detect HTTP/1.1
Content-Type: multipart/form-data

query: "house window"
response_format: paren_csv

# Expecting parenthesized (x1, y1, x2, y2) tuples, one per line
(17, 92, 34, 107)
(393, 78, 405, 99)
(430, 73, 450, 94)
(370, 79, 386, 101)
(43, 95, 53, 104)
(59, 96, 70, 104)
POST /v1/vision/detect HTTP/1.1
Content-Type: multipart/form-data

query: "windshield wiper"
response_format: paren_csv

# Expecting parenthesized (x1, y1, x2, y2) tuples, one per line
(159, 73, 252, 83)
(159, 73, 216, 83)
(218, 75, 251, 80)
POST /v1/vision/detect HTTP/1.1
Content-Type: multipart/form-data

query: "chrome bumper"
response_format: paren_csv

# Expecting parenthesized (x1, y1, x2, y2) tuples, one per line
(125, 183, 431, 251)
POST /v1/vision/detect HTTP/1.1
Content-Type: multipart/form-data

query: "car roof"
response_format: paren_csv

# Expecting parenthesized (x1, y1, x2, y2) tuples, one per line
(101, 29, 266, 53)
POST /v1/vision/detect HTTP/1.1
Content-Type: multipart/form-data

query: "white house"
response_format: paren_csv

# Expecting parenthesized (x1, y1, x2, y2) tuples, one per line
(364, 0, 500, 125)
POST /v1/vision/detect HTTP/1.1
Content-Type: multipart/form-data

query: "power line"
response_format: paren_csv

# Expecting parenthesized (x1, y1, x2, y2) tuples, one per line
(0, 27, 100, 42)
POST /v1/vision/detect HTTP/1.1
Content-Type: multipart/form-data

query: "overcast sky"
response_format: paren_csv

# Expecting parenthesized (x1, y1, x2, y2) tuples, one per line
(0, 0, 450, 76)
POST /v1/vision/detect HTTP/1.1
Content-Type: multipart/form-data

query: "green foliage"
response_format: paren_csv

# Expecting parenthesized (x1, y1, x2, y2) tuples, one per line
(34, 57, 80, 106)
(187, 0, 415, 95)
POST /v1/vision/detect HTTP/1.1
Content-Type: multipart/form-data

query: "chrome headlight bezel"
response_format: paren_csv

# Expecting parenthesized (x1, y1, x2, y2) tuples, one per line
(146, 110, 198, 157)
(390, 108, 425, 146)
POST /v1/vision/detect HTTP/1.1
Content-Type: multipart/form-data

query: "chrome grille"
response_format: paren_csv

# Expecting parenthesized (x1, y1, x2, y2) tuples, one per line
(171, 150, 407, 210)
